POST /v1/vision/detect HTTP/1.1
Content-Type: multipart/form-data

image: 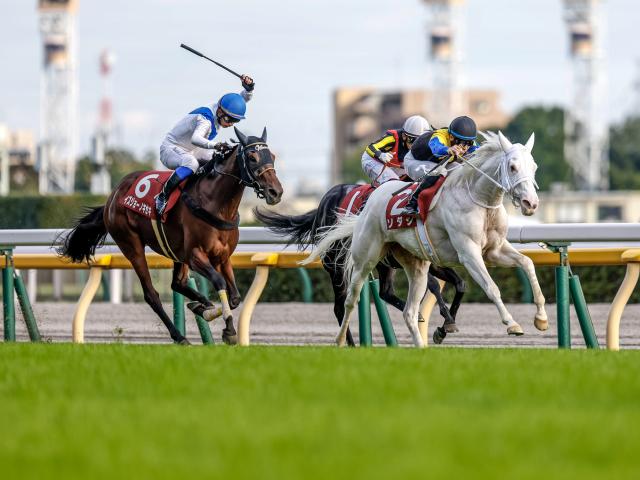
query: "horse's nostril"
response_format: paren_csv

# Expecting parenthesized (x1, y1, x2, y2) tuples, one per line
(522, 199, 532, 209)
(268, 188, 279, 198)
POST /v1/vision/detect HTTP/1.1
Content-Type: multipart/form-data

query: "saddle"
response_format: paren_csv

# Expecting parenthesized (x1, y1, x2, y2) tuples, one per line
(338, 184, 376, 215)
(385, 176, 446, 230)
(119, 171, 186, 222)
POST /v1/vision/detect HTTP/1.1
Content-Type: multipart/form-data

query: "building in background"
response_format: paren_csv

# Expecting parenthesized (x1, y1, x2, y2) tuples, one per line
(91, 49, 116, 195)
(332, 87, 508, 183)
(0, 124, 38, 195)
(37, 0, 78, 194)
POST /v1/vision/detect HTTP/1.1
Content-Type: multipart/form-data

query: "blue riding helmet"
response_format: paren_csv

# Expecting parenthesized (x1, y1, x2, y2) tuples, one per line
(219, 93, 247, 120)
(448, 116, 477, 141)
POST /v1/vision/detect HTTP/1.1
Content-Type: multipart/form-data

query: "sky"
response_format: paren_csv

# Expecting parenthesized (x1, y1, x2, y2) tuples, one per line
(1, 0, 639, 192)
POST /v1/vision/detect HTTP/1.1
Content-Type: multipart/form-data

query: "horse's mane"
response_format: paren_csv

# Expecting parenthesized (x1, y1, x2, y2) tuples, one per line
(446, 131, 503, 184)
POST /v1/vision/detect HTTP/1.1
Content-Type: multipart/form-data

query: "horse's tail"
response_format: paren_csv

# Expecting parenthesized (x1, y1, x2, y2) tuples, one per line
(254, 184, 353, 248)
(56, 206, 108, 264)
(300, 213, 359, 269)
(253, 209, 317, 248)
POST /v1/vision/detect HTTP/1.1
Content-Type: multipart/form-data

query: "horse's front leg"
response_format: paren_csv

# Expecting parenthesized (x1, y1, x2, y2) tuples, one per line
(486, 242, 548, 331)
(189, 250, 237, 345)
(219, 260, 241, 310)
(452, 235, 523, 335)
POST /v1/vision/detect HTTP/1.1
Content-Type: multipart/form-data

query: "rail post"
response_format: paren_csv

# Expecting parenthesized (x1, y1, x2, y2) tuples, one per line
(238, 253, 279, 346)
(72, 255, 112, 343)
(369, 278, 397, 346)
(172, 290, 186, 337)
(569, 274, 599, 349)
(187, 276, 214, 344)
(14, 270, 40, 342)
(546, 242, 571, 348)
(296, 268, 313, 303)
(358, 282, 372, 346)
(1, 247, 15, 341)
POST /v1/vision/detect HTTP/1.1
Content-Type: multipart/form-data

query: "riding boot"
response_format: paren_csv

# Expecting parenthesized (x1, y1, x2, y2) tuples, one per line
(402, 175, 441, 217)
(155, 171, 185, 215)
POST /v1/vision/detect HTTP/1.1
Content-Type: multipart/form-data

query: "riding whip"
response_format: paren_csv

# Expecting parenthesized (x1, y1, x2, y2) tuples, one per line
(180, 43, 243, 79)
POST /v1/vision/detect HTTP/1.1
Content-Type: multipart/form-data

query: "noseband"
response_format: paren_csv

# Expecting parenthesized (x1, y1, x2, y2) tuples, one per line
(214, 142, 275, 199)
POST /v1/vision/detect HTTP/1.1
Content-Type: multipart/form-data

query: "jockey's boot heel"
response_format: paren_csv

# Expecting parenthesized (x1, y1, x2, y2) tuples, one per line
(402, 175, 441, 217)
(155, 171, 183, 216)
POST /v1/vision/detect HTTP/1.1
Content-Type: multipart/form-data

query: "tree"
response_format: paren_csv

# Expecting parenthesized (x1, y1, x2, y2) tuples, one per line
(74, 148, 155, 192)
(609, 116, 640, 190)
(499, 106, 571, 191)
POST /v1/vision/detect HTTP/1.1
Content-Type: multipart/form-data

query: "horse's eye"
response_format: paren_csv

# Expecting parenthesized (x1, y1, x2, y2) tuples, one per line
(250, 155, 258, 164)
(510, 164, 517, 173)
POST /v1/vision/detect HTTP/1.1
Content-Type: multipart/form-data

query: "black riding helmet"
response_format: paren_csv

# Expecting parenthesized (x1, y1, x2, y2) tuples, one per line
(449, 116, 477, 142)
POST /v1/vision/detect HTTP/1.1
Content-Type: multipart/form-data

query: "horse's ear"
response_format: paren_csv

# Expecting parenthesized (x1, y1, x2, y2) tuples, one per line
(234, 127, 248, 146)
(498, 131, 513, 152)
(261, 127, 267, 143)
(524, 132, 535, 153)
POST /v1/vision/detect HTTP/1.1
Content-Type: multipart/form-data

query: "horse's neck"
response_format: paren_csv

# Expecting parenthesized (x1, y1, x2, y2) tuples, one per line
(452, 152, 504, 207)
(195, 153, 245, 221)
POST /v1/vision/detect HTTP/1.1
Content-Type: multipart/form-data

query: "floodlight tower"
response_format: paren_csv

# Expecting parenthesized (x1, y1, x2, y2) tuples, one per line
(91, 49, 115, 194)
(37, 0, 78, 194)
(422, 0, 465, 127)
(563, 0, 609, 191)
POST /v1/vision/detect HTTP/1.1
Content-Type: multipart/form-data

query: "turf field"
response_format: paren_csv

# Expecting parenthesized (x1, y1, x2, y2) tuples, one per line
(0, 344, 639, 479)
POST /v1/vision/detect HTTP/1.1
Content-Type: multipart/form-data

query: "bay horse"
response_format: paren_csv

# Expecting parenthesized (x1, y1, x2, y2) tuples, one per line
(58, 127, 283, 345)
(305, 132, 548, 347)
(255, 183, 466, 346)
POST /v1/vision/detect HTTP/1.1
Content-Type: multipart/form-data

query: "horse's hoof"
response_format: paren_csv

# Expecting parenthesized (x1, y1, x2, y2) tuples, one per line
(433, 327, 446, 345)
(176, 338, 191, 346)
(534, 316, 549, 331)
(507, 324, 524, 336)
(222, 331, 238, 345)
(444, 323, 459, 334)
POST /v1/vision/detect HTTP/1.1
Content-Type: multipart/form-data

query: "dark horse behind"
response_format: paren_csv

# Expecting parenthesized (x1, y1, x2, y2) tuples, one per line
(58, 127, 283, 345)
(255, 183, 466, 346)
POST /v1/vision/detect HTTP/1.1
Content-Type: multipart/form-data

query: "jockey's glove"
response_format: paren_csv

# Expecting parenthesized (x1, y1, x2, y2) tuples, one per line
(379, 152, 394, 163)
(241, 75, 255, 92)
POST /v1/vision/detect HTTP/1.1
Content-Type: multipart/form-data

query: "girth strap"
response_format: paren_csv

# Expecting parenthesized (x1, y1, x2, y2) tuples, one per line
(181, 192, 240, 230)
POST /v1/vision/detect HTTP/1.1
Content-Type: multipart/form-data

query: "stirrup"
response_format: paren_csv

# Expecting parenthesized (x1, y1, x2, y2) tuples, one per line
(402, 203, 419, 217)
(155, 195, 167, 215)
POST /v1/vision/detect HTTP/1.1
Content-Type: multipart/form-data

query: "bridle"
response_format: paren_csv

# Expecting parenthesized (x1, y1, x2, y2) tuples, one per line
(462, 147, 538, 209)
(213, 141, 275, 199)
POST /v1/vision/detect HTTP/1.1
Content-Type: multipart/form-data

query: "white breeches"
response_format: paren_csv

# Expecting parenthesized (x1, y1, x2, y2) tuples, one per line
(403, 151, 439, 181)
(361, 152, 405, 184)
(159, 142, 200, 173)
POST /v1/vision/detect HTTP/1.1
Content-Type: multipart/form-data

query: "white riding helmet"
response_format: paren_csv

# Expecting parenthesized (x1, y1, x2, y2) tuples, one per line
(402, 115, 431, 137)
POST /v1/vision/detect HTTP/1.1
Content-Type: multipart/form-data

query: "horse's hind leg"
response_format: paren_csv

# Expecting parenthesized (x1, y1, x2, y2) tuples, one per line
(392, 249, 429, 348)
(376, 264, 406, 312)
(325, 259, 355, 347)
(119, 237, 189, 344)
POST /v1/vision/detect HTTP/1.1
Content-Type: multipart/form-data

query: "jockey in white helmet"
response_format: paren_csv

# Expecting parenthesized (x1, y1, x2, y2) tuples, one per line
(155, 74, 255, 215)
(361, 115, 431, 185)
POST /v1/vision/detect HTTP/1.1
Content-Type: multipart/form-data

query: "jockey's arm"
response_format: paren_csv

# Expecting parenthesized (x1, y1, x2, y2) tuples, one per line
(428, 131, 451, 158)
(240, 89, 253, 103)
(365, 134, 395, 160)
(191, 115, 217, 149)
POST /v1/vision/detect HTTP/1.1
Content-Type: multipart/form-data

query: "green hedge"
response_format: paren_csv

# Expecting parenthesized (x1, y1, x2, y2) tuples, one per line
(232, 264, 636, 304)
(0, 195, 107, 229)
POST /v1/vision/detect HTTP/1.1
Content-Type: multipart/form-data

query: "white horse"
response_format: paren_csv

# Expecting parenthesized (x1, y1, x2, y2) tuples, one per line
(305, 131, 548, 347)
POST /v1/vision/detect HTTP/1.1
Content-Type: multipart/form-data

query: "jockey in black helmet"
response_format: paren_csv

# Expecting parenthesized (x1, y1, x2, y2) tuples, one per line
(402, 115, 479, 216)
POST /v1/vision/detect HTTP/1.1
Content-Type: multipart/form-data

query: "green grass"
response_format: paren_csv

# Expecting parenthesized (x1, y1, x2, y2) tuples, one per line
(1, 345, 639, 479)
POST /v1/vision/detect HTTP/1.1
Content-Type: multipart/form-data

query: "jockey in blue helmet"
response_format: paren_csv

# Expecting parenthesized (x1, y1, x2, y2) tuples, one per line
(156, 74, 255, 215)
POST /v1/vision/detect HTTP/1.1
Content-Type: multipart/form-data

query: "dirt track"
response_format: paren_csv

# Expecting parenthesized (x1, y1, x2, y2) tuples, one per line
(2, 301, 639, 348)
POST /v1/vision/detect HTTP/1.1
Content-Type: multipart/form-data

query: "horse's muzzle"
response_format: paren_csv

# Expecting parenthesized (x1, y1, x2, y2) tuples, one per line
(264, 186, 282, 205)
